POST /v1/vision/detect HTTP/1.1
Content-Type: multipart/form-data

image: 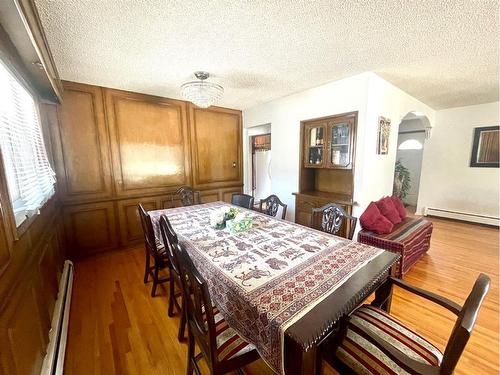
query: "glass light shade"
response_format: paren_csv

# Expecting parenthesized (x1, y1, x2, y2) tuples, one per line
(180, 80, 224, 108)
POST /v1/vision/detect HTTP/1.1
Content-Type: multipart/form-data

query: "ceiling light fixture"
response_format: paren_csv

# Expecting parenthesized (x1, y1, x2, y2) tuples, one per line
(180, 71, 224, 108)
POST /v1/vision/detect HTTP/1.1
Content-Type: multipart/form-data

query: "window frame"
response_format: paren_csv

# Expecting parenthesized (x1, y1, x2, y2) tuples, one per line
(0, 57, 56, 240)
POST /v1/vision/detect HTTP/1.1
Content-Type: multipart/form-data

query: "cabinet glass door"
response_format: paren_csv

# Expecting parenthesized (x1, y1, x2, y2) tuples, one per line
(306, 126, 325, 166)
(330, 122, 351, 167)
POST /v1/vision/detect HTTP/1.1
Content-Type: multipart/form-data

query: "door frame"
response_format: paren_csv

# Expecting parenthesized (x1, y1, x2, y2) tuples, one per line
(251, 133, 271, 197)
(243, 124, 271, 195)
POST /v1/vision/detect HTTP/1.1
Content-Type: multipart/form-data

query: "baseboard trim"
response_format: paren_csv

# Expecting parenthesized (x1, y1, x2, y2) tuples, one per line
(41, 260, 74, 375)
(424, 207, 499, 227)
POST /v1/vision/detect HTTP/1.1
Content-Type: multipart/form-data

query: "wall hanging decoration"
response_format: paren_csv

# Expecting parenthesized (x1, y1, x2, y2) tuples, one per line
(377, 116, 391, 154)
(470, 125, 499, 167)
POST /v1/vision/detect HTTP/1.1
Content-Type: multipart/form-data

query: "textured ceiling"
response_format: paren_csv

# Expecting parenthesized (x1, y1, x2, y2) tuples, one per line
(34, 0, 499, 110)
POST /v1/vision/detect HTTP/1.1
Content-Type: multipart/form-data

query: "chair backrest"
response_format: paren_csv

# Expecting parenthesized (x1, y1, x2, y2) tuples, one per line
(441, 273, 490, 374)
(176, 186, 199, 207)
(311, 203, 357, 240)
(158, 215, 180, 274)
(259, 194, 287, 219)
(138, 204, 161, 257)
(175, 242, 219, 369)
(231, 193, 254, 209)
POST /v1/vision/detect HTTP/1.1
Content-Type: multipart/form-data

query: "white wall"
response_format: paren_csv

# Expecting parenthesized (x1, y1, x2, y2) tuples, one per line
(399, 118, 430, 132)
(243, 72, 436, 222)
(243, 74, 499, 225)
(417, 102, 500, 218)
(357, 74, 435, 218)
(243, 73, 371, 220)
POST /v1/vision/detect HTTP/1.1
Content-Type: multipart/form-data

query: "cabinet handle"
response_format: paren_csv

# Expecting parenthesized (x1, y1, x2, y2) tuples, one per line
(232, 162, 236, 168)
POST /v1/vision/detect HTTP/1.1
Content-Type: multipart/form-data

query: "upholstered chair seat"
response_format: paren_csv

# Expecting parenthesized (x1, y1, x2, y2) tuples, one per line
(336, 304, 443, 374)
(209, 306, 257, 362)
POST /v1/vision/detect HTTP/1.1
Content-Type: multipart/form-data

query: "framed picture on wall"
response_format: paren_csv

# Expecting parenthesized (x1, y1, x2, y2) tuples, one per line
(377, 116, 391, 155)
(470, 125, 499, 167)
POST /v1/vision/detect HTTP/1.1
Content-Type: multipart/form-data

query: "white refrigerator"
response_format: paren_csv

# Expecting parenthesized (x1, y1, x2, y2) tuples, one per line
(253, 150, 272, 200)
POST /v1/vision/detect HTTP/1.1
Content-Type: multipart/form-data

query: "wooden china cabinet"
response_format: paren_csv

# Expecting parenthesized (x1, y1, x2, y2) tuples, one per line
(303, 115, 355, 169)
(294, 111, 357, 238)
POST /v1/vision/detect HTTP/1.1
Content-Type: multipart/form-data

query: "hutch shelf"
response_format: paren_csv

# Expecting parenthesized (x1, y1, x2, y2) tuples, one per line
(303, 113, 356, 169)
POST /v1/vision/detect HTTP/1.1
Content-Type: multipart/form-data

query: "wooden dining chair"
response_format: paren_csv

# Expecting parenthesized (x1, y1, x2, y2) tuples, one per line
(311, 203, 357, 240)
(176, 186, 200, 206)
(158, 214, 186, 341)
(324, 273, 490, 375)
(259, 194, 287, 219)
(175, 242, 260, 375)
(138, 204, 169, 297)
(231, 193, 254, 209)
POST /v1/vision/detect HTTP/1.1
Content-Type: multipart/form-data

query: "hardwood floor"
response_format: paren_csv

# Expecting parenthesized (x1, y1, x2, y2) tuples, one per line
(64, 217, 499, 375)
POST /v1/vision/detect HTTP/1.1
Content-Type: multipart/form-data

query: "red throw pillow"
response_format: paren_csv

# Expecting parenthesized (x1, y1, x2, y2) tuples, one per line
(375, 197, 402, 225)
(360, 202, 394, 234)
(391, 196, 407, 219)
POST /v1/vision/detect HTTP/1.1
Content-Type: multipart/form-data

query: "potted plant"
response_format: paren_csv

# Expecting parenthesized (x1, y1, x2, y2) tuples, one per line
(393, 160, 411, 200)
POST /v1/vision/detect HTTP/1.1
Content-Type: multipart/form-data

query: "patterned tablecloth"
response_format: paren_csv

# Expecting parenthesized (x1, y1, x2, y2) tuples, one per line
(149, 202, 383, 373)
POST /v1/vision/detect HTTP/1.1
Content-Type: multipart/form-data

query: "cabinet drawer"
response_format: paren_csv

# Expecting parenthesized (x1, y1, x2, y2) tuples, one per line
(296, 195, 331, 211)
(295, 195, 352, 220)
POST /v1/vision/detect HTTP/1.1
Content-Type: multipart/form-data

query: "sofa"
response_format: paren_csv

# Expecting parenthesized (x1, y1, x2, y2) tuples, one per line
(357, 197, 433, 277)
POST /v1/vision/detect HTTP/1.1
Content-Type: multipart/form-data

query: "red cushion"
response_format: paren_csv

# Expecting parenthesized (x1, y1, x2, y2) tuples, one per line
(360, 202, 394, 234)
(391, 196, 407, 219)
(376, 197, 402, 225)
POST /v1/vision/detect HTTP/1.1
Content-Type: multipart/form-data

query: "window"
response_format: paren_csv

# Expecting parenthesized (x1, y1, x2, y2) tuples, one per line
(0, 61, 55, 226)
(398, 139, 423, 150)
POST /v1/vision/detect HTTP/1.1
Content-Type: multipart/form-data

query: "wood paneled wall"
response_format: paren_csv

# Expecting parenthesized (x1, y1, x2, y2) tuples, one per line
(51, 81, 243, 259)
(0, 105, 65, 375)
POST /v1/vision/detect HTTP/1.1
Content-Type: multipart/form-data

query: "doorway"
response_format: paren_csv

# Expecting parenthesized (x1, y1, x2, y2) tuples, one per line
(393, 112, 430, 214)
(251, 133, 271, 200)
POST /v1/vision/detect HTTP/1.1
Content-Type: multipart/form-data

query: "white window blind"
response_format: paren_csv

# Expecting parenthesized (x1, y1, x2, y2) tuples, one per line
(0, 61, 56, 226)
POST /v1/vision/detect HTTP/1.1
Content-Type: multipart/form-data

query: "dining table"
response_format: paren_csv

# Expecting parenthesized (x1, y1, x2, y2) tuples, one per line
(149, 201, 399, 375)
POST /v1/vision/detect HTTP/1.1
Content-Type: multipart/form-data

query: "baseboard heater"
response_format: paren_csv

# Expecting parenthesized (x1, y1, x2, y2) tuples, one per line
(41, 260, 74, 375)
(424, 207, 500, 226)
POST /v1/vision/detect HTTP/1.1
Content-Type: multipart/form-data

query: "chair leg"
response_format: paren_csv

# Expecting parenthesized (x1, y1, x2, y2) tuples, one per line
(177, 296, 186, 341)
(151, 263, 160, 297)
(168, 268, 175, 317)
(372, 279, 394, 312)
(143, 252, 150, 283)
(186, 331, 195, 375)
(315, 344, 324, 375)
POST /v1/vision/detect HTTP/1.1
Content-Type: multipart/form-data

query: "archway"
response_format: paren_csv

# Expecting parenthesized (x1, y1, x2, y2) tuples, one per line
(393, 112, 431, 214)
